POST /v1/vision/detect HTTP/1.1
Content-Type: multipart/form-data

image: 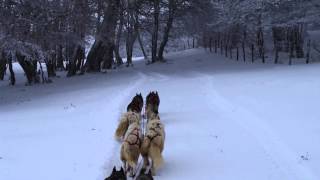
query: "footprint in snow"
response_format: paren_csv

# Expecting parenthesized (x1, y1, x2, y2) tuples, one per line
(300, 152, 310, 161)
(209, 134, 219, 139)
(64, 103, 77, 110)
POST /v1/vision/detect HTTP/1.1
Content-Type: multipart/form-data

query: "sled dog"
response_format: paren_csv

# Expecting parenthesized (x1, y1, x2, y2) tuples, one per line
(141, 111, 165, 175)
(120, 122, 142, 177)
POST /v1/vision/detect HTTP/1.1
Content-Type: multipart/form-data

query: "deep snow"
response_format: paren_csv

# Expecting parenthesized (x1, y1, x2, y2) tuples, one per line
(0, 49, 320, 180)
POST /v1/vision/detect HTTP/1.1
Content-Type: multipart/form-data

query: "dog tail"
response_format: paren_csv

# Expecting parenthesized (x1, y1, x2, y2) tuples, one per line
(115, 115, 128, 141)
(149, 145, 163, 171)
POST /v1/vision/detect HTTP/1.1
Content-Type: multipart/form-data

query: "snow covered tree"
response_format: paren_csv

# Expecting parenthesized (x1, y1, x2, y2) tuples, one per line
(86, 0, 120, 72)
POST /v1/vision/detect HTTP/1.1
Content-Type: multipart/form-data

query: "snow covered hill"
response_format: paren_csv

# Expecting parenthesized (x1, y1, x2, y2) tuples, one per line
(0, 49, 320, 180)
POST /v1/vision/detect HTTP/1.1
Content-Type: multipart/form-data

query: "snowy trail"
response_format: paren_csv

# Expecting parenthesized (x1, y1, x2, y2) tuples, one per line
(1, 49, 320, 180)
(200, 75, 317, 180)
(135, 74, 286, 180)
(99, 72, 147, 179)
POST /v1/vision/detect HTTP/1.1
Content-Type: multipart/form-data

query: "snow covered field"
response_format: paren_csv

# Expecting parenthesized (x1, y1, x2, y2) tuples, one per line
(0, 49, 320, 180)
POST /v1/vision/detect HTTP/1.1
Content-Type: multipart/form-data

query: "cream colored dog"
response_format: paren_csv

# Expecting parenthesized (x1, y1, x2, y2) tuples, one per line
(120, 122, 142, 177)
(115, 111, 141, 141)
(141, 111, 165, 175)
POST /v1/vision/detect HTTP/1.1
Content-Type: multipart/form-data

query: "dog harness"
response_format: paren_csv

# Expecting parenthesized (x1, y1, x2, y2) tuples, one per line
(146, 123, 162, 142)
(128, 112, 140, 124)
(125, 127, 141, 147)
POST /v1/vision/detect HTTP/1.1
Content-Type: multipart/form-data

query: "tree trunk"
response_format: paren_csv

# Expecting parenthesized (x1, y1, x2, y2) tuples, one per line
(257, 25, 265, 63)
(46, 52, 57, 77)
(56, 45, 64, 70)
(274, 49, 279, 64)
(0, 52, 6, 80)
(225, 33, 230, 58)
(251, 44, 254, 63)
(306, 39, 311, 64)
(289, 41, 294, 65)
(137, 30, 148, 60)
(151, 0, 160, 63)
(242, 30, 246, 62)
(236, 47, 239, 61)
(125, 1, 138, 67)
(220, 40, 223, 55)
(68, 45, 85, 76)
(16, 53, 39, 84)
(126, 32, 137, 67)
(39, 61, 47, 83)
(65, 43, 72, 71)
(158, 0, 175, 61)
(225, 44, 228, 57)
(202, 35, 207, 50)
(114, 5, 124, 66)
(86, 0, 119, 71)
(8, 56, 15, 86)
(96, 0, 103, 33)
(295, 24, 304, 58)
(215, 40, 218, 53)
(192, 37, 195, 48)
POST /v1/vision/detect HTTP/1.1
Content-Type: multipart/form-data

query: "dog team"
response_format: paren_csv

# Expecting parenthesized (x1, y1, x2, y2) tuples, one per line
(106, 91, 165, 180)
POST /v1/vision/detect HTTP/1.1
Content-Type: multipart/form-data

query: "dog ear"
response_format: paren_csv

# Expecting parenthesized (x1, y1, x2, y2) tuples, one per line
(120, 167, 124, 173)
(112, 166, 116, 172)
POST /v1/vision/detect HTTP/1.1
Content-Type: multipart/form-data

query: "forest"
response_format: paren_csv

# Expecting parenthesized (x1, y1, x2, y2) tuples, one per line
(0, 0, 319, 85)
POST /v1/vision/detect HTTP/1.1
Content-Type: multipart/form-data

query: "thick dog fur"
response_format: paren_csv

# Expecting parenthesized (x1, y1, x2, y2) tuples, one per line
(120, 122, 142, 177)
(127, 93, 144, 113)
(146, 92, 160, 117)
(115, 111, 141, 141)
(146, 92, 159, 106)
(141, 112, 165, 175)
(146, 104, 160, 120)
(127, 100, 142, 113)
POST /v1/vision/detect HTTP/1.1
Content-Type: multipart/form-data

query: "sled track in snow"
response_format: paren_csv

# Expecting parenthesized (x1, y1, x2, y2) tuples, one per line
(102, 72, 147, 179)
(200, 75, 317, 180)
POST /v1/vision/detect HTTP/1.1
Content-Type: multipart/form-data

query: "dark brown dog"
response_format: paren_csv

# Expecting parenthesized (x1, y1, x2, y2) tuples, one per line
(146, 91, 160, 115)
(136, 170, 154, 180)
(127, 93, 143, 113)
(105, 166, 127, 180)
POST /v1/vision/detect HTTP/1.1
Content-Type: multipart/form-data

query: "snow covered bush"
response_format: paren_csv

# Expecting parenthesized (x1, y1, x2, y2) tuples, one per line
(0, 37, 49, 85)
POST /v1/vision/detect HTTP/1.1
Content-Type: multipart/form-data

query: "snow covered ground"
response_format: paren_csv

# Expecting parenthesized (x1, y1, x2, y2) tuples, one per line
(0, 49, 320, 180)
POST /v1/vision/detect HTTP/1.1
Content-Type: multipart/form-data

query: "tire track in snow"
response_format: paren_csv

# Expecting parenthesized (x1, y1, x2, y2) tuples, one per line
(199, 75, 317, 180)
(98, 72, 147, 180)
